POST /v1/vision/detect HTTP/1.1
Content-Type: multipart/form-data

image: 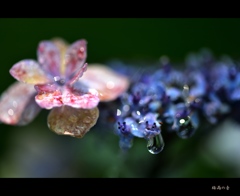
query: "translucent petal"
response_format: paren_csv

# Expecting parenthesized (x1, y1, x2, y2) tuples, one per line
(35, 83, 58, 93)
(62, 85, 99, 109)
(47, 105, 99, 138)
(10, 60, 50, 84)
(35, 84, 62, 109)
(68, 63, 88, 85)
(37, 41, 61, 77)
(80, 64, 130, 101)
(17, 95, 42, 125)
(65, 39, 87, 79)
(52, 37, 69, 48)
(0, 82, 41, 125)
(51, 38, 69, 75)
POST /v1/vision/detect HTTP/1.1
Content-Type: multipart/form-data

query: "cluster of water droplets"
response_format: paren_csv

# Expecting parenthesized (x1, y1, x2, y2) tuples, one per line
(103, 49, 240, 154)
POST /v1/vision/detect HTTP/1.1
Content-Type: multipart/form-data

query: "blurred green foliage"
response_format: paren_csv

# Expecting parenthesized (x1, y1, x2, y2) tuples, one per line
(1, 18, 240, 178)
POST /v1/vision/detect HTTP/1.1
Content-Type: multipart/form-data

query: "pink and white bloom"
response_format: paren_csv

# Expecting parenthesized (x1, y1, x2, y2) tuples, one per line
(0, 38, 129, 138)
(10, 38, 99, 110)
(0, 82, 41, 125)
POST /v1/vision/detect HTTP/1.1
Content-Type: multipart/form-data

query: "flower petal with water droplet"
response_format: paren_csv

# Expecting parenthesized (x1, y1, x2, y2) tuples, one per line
(35, 83, 99, 110)
(62, 85, 99, 109)
(47, 105, 99, 138)
(37, 41, 61, 77)
(65, 39, 87, 79)
(0, 82, 41, 125)
(35, 83, 62, 109)
(80, 64, 130, 101)
(10, 60, 50, 84)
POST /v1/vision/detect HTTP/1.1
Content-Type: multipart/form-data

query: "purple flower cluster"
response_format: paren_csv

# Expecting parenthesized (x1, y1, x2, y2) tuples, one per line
(106, 49, 240, 154)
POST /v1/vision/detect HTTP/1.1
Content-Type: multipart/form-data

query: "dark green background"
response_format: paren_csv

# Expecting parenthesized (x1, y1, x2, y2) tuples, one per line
(0, 18, 240, 178)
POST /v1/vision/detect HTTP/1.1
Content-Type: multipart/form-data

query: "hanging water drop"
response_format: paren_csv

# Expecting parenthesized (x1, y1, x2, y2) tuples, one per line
(147, 133, 164, 154)
(182, 84, 189, 101)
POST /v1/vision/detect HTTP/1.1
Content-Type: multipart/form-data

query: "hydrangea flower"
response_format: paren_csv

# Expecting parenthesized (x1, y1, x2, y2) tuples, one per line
(99, 50, 240, 154)
(0, 38, 129, 138)
(2, 41, 240, 155)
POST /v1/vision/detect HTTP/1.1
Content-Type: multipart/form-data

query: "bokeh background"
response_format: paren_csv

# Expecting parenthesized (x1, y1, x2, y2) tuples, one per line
(1, 18, 240, 178)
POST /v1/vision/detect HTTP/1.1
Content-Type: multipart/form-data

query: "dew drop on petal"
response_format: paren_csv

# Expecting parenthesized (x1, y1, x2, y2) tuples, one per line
(47, 105, 99, 138)
(10, 60, 50, 84)
(116, 109, 121, 116)
(65, 39, 87, 78)
(123, 104, 130, 112)
(182, 84, 189, 100)
(80, 64, 130, 101)
(147, 133, 164, 154)
(37, 41, 61, 77)
(131, 110, 142, 120)
(8, 109, 14, 116)
(106, 81, 115, 89)
(0, 82, 41, 125)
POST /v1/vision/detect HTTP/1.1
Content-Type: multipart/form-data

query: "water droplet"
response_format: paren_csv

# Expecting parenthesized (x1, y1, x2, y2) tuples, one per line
(54, 76, 65, 86)
(54, 76, 61, 81)
(147, 134, 164, 154)
(123, 104, 130, 112)
(176, 114, 198, 139)
(8, 109, 14, 116)
(116, 109, 121, 116)
(12, 101, 18, 108)
(131, 110, 141, 120)
(106, 81, 115, 89)
(182, 84, 189, 100)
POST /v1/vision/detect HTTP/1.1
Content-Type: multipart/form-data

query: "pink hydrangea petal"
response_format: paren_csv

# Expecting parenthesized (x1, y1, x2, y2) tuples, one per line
(80, 64, 130, 101)
(68, 63, 88, 85)
(65, 39, 87, 79)
(52, 37, 69, 51)
(47, 105, 99, 138)
(34, 84, 63, 109)
(35, 82, 99, 110)
(62, 85, 99, 109)
(52, 38, 69, 75)
(17, 95, 42, 125)
(0, 82, 41, 125)
(10, 60, 50, 84)
(37, 41, 61, 77)
(34, 83, 58, 93)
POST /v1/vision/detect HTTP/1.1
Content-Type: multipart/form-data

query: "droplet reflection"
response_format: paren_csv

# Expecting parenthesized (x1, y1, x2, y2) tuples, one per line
(147, 133, 164, 154)
(176, 113, 198, 139)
